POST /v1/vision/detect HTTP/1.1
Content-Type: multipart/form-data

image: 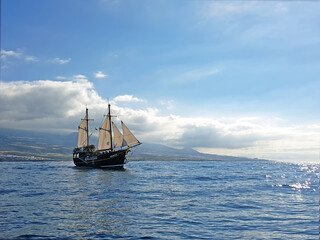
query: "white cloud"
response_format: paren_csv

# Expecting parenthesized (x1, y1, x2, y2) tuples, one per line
(55, 75, 88, 82)
(94, 71, 108, 79)
(0, 49, 75, 67)
(1, 49, 38, 63)
(1, 49, 22, 58)
(56, 76, 68, 80)
(50, 57, 71, 64)
(0, 79, 318, 162)
(1, 49, 72, 65)
(72, 74, 88, 81)
(25, 56, 39, 62)
(113, 94, 144, 103)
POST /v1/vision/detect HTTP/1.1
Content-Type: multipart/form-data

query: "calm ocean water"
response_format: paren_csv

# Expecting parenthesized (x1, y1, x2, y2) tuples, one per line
(0, 160, 318, 239)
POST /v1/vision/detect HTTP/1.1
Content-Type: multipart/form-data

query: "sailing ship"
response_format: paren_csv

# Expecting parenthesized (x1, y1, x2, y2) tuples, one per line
(73, 104, 141, 168)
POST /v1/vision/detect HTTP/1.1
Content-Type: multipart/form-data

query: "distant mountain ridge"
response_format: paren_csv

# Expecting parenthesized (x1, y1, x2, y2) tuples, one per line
(0, 128, 257, 161)
(0, 128, 76, 161)
(130, 143, 252, 161)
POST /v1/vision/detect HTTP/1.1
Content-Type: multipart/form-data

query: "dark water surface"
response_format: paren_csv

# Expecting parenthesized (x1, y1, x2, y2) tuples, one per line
(0, 160, 319, 239)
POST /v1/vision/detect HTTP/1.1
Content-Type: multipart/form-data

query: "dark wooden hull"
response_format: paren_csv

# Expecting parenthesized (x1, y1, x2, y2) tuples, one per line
(73, 149, 128, 168)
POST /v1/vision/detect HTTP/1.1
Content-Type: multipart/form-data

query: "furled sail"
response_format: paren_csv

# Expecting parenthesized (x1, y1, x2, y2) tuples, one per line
(98, 117, 112, 150)
(77, 118, 88, 148)
(112, 122, 124, 148)
(122, 121, 140, 147)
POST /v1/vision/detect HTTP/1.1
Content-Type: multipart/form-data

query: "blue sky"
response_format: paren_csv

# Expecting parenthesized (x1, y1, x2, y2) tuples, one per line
(1, 0, 319, 162)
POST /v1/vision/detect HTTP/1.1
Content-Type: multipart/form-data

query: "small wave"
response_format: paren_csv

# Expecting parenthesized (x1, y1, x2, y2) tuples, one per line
(22, 192, 46, 197)
(194, 176, 213, 181)
(16, 235, 54, 239)
(0, 189, 18, 194)
(289, 182, 310, 190)
(272, 182, 311, 190)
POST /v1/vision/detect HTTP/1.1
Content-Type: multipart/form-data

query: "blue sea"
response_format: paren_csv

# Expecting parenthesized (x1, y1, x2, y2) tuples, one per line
(0, 160, 319, 239)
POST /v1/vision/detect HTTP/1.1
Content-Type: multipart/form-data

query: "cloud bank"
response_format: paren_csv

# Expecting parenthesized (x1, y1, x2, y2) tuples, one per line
(0, 78, 318, 162)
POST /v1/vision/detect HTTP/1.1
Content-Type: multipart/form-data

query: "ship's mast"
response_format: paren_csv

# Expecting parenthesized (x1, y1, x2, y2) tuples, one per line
(108, 104, 113, 151)
(83, 107, 93, 146)
(86, 108, 89, 146)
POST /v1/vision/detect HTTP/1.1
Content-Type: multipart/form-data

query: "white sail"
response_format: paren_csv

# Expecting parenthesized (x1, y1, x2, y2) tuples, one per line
(112, 122, 124, 148)
(77, 118, 88, 148)
(98, 117, 112, 150)
(122, 121, 140, 147)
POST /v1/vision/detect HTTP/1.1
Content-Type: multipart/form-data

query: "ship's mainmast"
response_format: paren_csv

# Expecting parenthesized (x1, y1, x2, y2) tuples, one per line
(108, 104, 113, 151)
(86, 108, 89, 146)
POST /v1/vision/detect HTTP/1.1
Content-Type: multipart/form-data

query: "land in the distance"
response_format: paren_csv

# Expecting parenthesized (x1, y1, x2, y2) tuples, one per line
(0, 128, 263, 162)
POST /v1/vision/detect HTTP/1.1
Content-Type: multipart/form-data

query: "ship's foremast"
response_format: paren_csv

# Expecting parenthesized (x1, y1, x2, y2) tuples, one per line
(82, 107, 93, 147)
